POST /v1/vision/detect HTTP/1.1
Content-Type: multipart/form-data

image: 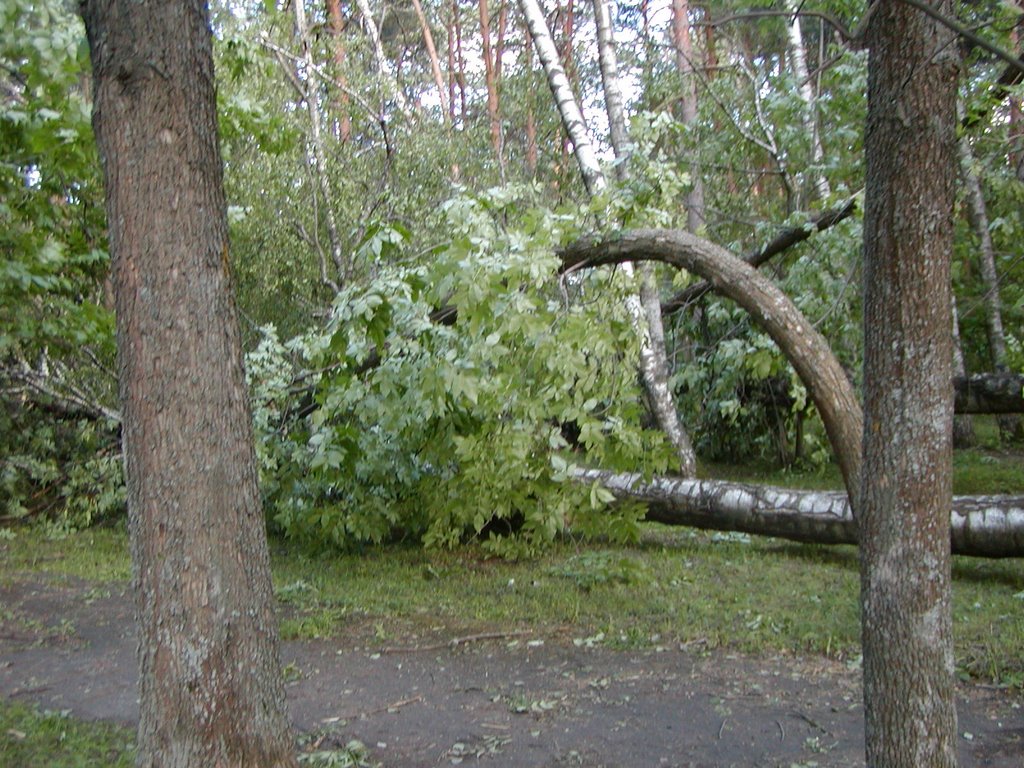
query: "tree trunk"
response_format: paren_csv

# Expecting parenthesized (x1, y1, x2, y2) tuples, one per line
(354, 0, 410, 113)
(576, 468, 1024, 559)
(412, 0, 450, 121)
(951, 300, 976, 447)
(80, 1, 297, 765)
(958, 126, 1021, 439)
(560, 230, 863, 500)
(784, 0, 830, 202)
(861, 3, 960, 765)
(592, 0, 697, 476)
(479, 0, 504, 174)
(325, 0, 352, 141)
(518, 0, 601, 193)
(295, 0, 345, 288)
(671, 0, 706, 232)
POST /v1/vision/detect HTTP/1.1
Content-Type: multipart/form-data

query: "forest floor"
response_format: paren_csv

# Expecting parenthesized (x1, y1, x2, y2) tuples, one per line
(1, 574, 1022, 767)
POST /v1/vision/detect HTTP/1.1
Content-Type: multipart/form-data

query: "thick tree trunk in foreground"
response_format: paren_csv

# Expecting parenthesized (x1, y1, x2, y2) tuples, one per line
(576, 468, 1024, 558)
(81, 1, 296, 765)
(861, 3, 960, 765)
(561, 230, 863, 502)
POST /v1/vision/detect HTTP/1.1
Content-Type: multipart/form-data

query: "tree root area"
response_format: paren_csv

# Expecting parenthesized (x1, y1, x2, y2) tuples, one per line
(1, 578, 1021, 767)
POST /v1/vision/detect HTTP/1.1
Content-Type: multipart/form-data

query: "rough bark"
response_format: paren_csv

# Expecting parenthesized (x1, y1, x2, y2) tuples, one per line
(411, 0, 450, 121)
(670, 0, 706, 232)
(80, 1, 297, 765)
(590, 0, 698, 476)
(860, 3, 960, 765)
(560, 230, 863, 501)
(576, 468, 1024, 559)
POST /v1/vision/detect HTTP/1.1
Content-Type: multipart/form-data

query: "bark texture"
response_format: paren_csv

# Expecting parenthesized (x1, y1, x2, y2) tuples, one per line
(861, 3, 960, 765)
(954, 372, 1024, 415)
(518, 0, 603, 194)
(784, 0, 830, 201)
(561, 230, 863, 501)
(591, 0, 698, 476)
(81, 1, 296, 765)
(577, 468, 1024, 558)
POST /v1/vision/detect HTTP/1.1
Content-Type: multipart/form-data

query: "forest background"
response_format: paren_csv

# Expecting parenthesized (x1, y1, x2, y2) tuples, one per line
(2, 0, 1023, 553)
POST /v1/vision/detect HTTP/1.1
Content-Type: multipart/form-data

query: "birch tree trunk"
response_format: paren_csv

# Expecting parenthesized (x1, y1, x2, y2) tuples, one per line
(784, 0, 830, 202)
(80, 0, 297, 764)
(353, 0, 410, 113)
(951, 299, 976, 447)
(958, 126, 1021, 439)
(576, 468, 1024, 559)
(591, 0, 698, 476)
(861, 3, 960, 764)
(295, 0, 345, 288)
(518, 0, 603, 193)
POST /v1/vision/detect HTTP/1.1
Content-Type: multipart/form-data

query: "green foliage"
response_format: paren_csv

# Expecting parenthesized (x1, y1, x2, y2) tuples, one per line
(0, 0, 121, 527)
(249, 187, 671, 555)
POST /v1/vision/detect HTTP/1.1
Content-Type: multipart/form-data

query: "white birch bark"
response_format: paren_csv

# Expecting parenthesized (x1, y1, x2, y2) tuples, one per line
(353, 0, 411, 113)
(574, 468, 1024, 559)
(592, 0, 698, 476)
(517, 0, 604, 194)
(784, 0, 830, 201)
(294, 0, 344, 288)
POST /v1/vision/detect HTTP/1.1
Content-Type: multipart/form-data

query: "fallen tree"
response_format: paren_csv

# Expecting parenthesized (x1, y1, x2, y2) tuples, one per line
(576, 468, 1024, 558)
(954, 372, 1024, 415)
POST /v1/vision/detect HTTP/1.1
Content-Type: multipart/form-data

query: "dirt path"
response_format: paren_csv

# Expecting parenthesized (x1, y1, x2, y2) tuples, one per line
(2, 577, 1021, 767)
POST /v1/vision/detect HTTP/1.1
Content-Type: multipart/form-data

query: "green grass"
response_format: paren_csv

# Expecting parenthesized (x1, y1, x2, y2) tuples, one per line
(1, 445, 1021, 690)
(0, 700, 135, 768)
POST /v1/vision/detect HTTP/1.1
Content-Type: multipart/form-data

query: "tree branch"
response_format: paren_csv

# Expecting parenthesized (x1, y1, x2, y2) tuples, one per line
(661, 195, 859, 316)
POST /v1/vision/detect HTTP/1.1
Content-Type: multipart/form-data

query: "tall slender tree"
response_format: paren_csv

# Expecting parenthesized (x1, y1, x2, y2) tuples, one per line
(81, 0, 298, 765)
(860, 1, 960, 765)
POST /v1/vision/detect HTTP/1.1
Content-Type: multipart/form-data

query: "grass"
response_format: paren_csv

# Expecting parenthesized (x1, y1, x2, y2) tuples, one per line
(0, 700, 134, 768)
(0, 445, 1021, 763)
(1, 442, 1022, 689)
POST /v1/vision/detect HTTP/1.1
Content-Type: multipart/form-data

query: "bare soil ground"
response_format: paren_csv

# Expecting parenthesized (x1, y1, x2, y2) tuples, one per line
(1, 576, 1022, 767)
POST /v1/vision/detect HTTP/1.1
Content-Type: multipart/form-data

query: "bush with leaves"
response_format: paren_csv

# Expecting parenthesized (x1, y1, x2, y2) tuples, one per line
(1, 0, 122, 527)
(249, 187, 665, 556)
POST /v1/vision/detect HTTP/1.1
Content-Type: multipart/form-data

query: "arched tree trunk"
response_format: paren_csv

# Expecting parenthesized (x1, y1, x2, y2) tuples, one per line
(80, 0, 297, 764)
(560, 230, 863, 502)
